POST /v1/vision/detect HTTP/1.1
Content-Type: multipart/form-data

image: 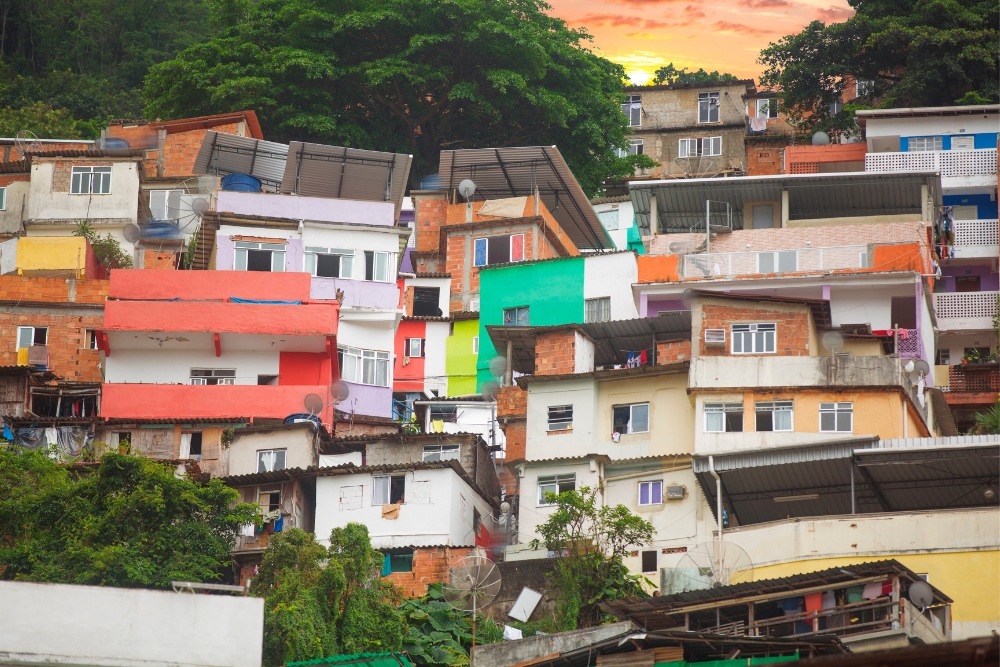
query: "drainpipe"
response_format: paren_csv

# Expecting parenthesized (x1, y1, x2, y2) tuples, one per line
(708, 455, 723, 586)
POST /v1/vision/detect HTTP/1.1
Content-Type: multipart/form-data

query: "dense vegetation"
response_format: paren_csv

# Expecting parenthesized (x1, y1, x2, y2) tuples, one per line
(652, 65, 741, 86)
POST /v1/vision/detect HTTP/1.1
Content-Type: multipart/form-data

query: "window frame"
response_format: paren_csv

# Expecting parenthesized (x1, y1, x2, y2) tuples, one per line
(17, 325, 47, 350)
(755, 400, 794, 432)
(698, 92, 721, 124)
(472, 336, 479, 354)
(622, 94, 642, 127)
(256, 449, 287, 473)
(473, 234, 524, 267)
(678, 136, 722, 158)
(638, 480, 663, 506)
(757, 250, 798, 274)
(584, 297, 611, 323)
(190, 368, 237, 385)
(234, 241, 286, 272)
(755, 98, 778, 119)
(404, 337, 425, 358)
(422, 444, 460, 462)
(704, 402, 744, 433)
(731, 323, 776, 355)
(0, 186, 7, 211)
(819, 402, 853, 433)
(855, 80, 874, 97)
(641, 550, 658, 574)
(373, 474, 406, 505)
(503, 306, 530, 327)
(364, 250, 393, 282)
(537, 473, 576, 505)
(149, 189, 184, 221)
(613, 403, 650, 435)
(70, 166, 112, 195)
(338, 346, 391, 387)
(547, 404, 573, 431)
(908, 136, 943, 152)
(84, 328, 99, 350)
(304, 246, 354, 278)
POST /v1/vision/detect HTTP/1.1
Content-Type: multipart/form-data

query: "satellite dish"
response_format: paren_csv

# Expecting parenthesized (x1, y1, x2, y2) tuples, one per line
(331, 380, 350, 403)
(122, 224, 141, 244)
(822, 331, 844, 355)
(14, 130, 41, 156)
(191, 197, 210, 216)
(304, 393, 324, 416)
(908, 581, 934, 608)
(669, 542, 754, 593)
(681, 288, 696, 309)
(913, 359, 930, 376)
(482, 380, 500, 402)
(458, 179, 477, 200)
(489, 356, 507, 381)
(196, 175, 217, 194)
(442, 555, 502, 653)
(812, 131, 831, 145)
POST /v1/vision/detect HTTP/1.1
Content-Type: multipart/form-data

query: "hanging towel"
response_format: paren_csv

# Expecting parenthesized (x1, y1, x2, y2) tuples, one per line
(240, 523, 256, 537)
(273, 515, 284, 532)
(846, 586, 864, 604)
(381, 554, 392, 576)
(780, 597, 802, 615)
(804, 592, 823, 612)
(862, 581, 886, 600)
(44, 427, 58, 446)
(882, 580, 893, 596)
(821, 591, 836, 609)
(432, 419, 444, 433)
(749, 117, 769, 132)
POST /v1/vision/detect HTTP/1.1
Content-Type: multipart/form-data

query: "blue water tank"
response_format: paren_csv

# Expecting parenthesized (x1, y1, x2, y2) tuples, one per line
(221, 173, 262, 193)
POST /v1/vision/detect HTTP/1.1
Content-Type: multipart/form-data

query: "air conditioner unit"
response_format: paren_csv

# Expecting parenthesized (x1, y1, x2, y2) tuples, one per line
(704, 329, 726, 347)
(27, 345, 48, 366)
(666, 485, 686, 500)
(469, 300, 480, 312)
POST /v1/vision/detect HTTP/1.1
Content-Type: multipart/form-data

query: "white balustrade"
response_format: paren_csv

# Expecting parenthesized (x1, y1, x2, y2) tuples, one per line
(682, 245, 868, 279)
(933, 291, 1000, 320)
(865, 149, 997, 177)
(953, 219, 998, 247)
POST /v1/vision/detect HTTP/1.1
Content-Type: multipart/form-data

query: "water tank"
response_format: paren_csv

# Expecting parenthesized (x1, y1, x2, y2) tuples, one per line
(221, 173, 262, 193)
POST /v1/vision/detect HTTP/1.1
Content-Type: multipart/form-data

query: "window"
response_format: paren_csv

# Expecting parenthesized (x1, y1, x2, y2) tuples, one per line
(117, 432, 131, 447)
(936, 349, 951, 365)
(908, 137, 943, 152)
(538, 473, 576, 505)
(235, 241, 285, 272)
(732, 323, 776, 354)
(257, 449, 287, 473)
(190, 368, 236, 385)
(641, 550, 658, 573)
(613, 403, 649, 434)
(547, 405, 573, 431)
(473, 508, 482, 535)
(0, 186, 6, 210)
(756, 401, 793, 431)
(404, 338, 425, 358)
(305, 247, 354, 278)
(84, 329, 98, 350)
(855, 80, 874, 97)
(473, 234, 524, 267)
(338, 346, 390, 386)
(70, 166, 112, 194)
(149, 189, 183, 220)
(616, 139, 644, 158)
(828, 99, 843, 115)
(820, 402, 853, 432)
(472, 336, 479, 354)
(422, 444, 460, 461)
(757, 251, 797, 274)
(429, 405, 458, 423)
(388, 553, 414, 572)
(189, 432, 203, 456)
(859, 250, 868, 267)
(364, 250, 393, 282)
(679, 137, 722, 158)
(373, 474, 406, 505)
(705, 403, 744, 432)
(597, 209, 619, 231)
(622, 94, 642, 127)
(698, 92, 720, 123)
(951, 136, 975, 151)
(585, 297, 611, 323)
(638, 480, 663, 505)
(258, 489, 281, 513)
(755, 99, 778, 119)
(17, 326, 47, 349)
(503, 306, 530, 327)
(412, 286, 442, 316)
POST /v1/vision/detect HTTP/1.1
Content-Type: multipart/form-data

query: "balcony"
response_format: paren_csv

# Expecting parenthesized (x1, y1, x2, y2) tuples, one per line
(101, 383, 334, 421)
(950, 219, 998, 259)
(933, 291, 999, 331)
(865, 148, 997, 180)
(682, 245, 867, 279)
(947, 364, 999, 394)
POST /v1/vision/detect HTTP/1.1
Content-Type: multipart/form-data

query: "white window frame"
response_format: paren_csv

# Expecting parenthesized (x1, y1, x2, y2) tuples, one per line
(422, 444, 460, 462)
(234, 241, 285, 272)
(585, 297, 611, 323)
(84, 329, 98, 350)
(547, 405, 573, 431)
(338, 346, 390, 387)
(678, 137, 722, 158)
(0, 186, 6, 211)
(363, 250, 393, 282)
(731, 323, 776, 354)
(404, 338, 425, 358)
(855, 80, 874, 97)
(17, 326, 47, 350)
(757, 250, 798, 274)
(70, 166, 112, 195)
(622, 94, 642, 127)
(190, 368, 236, 385)
(256, 449, 287, 473)
(304, 246, 354, 278)
(503, 306, 530, 327)
(638, 480, 663, 506)
(755, 99, 778, 119)
(908, 137, 943, 152)
(755, 401, 794, 432)
(472, 336, 479, 354)
(820, 402, 853, 432)
(537, 473, 576, 505)
(704, 403, 744, 433)
(617, 139, 644, 158)
(473, 234, 524, 267)
(698, 92, 720, 124)
(149, 189, 183, 220)
(613, 403, 650, 434)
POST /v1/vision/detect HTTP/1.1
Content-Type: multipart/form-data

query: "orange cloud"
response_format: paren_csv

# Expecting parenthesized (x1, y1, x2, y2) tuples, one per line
(573, 13, 673, 29)
(739, 0, 793, 7)
(816, 5, 855, 21)
(712, 20, 778, 36)
(601, 0, 687, 6)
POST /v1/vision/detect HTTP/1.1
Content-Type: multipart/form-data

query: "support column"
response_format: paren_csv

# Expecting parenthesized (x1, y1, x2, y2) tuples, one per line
(781, 190, 790, 227)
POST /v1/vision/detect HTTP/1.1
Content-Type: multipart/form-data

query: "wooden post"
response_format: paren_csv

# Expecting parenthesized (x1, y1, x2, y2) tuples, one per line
(684, 612, 690, 631)
(891, 575, 901, 628)
(748, 602, 755, 636)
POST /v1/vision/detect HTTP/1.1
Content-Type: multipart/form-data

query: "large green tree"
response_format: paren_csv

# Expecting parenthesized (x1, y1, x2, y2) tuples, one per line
(0, 448, 254, 587)
(652, 64, 740, 86)
(142, 0, 651, 193)
(758, 0, 999, 135)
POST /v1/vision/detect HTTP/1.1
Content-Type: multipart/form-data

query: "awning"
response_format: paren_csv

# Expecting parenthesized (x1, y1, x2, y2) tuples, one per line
(693, 437, 1000, 526)
(438, 146, 613, 250)
(630, 171, 942, 235)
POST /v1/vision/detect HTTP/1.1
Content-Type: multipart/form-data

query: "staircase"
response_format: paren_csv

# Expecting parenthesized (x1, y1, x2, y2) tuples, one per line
(191, 221, 217, 270)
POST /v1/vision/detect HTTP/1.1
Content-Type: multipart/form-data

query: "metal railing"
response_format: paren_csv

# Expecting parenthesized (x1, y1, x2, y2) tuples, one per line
(681, 245, 868, 279)
(865, 148, 997, 178)
(933, 291, 1000, 320)
(954, 219, 999, 246)
(752, 598, 896, 639)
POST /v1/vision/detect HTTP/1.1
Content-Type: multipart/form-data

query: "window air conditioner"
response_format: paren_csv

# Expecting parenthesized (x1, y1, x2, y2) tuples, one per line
(704, 329, 726, 347)
(666, 485, 686, 500)
(27, 345, 48, 366)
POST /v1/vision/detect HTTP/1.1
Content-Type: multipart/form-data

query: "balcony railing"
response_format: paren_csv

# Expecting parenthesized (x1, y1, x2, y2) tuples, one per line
(954, 219, 999, 247)
(682, 245, 867, 279)
(948, 364, 1000, 393)
(933, 291, 999, 321)
(865, 148, 997, 178)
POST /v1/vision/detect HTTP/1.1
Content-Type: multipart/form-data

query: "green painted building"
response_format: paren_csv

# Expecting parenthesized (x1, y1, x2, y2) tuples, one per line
(446, 317, 481, 396)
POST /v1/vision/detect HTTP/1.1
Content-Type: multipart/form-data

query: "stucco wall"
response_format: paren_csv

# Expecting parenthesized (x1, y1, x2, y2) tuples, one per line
(228, 427, 317, 477)
(105, 349, 281, 385)
(525, 378, 599, 460)
(447, 318, 479, 396)
(27, 160, 139, 224)
(583, 252, 639, 320)
(0, 180, 29, 234)
(216, 191, 395, 226)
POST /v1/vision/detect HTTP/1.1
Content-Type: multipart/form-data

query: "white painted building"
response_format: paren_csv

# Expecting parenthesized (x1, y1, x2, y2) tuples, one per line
(418, 398, 506, 451)
(591, 197, 636, 251)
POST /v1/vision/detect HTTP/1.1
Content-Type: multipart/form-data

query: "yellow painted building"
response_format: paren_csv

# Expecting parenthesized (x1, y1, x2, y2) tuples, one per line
(14, 236, 95, 279)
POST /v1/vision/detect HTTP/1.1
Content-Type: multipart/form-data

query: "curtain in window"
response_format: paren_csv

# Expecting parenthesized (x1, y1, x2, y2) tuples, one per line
(373, 476, 390, 504)
(259, 451, 277, 473)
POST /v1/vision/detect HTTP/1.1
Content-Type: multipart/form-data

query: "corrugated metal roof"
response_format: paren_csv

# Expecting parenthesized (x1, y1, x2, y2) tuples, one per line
(280, 142, 411, 215)
(877, 434, 1000, 448)
(629, 172, 942, 235)
(438, 146, 613, 250)
(0, 160, 29, 174)
(193, 131, 289, 190)
(928, 387, 958, 436)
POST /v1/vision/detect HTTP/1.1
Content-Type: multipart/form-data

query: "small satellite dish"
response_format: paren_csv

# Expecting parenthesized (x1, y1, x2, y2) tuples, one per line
(482, 380, 500, 402)
(122, 224, 141, 244)
(681, 288, 696, 309)
(191, 197, 210, 216)
(489, 356, 508, 381)
(822, 331, 844, 355)
(812, 131, 831, 145)
(442, 555, 502, 652)
(197, 175, 216, 194)
(908, 581, 934, 608)
(331, 380, 350, 403)
(913, 359, 930, 376)
(458, 179, 476, 200)
(669, 542, 754, 593)
(14, 130, 41, 156)
(304, 393, 324, 416)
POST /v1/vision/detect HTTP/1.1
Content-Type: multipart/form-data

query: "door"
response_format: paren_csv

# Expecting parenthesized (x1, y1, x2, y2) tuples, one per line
(752, 205, 774, 229)
(956, 276, 981, 292)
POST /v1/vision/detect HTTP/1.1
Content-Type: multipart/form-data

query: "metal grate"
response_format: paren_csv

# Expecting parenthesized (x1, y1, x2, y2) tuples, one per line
(789, 162, 819, 174)
(682, 245, 867, 279)
(933, 291, 1000, 319)
(866, 148, 997, 178)
(896, 329, 920, 358)
(948, 365, 1000, 393)
(954, 219, 999, 246)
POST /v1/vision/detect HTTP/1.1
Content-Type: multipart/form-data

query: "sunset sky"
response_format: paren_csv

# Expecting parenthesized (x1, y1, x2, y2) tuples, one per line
(547, 0, 854, 85)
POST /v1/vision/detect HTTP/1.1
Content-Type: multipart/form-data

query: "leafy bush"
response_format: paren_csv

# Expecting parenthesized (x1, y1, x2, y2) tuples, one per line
(401, 584, 503, 667)
(74, 221, 134, 269)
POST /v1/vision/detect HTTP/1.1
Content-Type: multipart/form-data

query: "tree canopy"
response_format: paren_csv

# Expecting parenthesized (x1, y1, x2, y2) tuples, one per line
(142, 0, 652, 193)
(0, 448, 254, 587)
(759, 0, 999, 134)
(652, 64, 741, 86)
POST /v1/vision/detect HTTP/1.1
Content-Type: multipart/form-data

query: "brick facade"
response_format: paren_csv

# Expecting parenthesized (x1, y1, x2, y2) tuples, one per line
(497, 385, 527, 463)
(657, 339, 692, 364)
(385, 546, 475, 597)
(698, 302, 811, 357)
(143, 249, 178, 270)
(0, 275, 108, 304)
(534, 330, 577, 376)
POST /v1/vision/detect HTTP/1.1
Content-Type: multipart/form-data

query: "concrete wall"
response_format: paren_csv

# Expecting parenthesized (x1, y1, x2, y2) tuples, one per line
(447, 318, 479, 396)
(0, 580, 263, 667)
(228, 427, 317, 477)
(592, 200, 635, 251)
(105, 349, 281, 385)
(583, 252, 639, 321)
(472, 622, 635, 667)
(0, 180, 29, 234)
(864, 113, 1000, 142)
(216, 191, 395, 226)
(525, 378, 599, 459)
(313, 467, 496, 549)
(27, 160, 140, 224)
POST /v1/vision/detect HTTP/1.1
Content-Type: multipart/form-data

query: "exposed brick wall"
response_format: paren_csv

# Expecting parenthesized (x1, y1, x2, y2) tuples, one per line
(162, 124, 239, 177)
(699, 303, 810, 357)
(497, 386, 526, 419)
(534, 330, 576, 375)
(501, 421, 526, 462)
(746, 146, 785, 176)
(0, 311, 103, 381)
(785, 143, 867, 173)
(657, 339, 691, 363)
(414, 195, 448, 253)
(143, 249, 177, 270)
(385, 546, 475, 598)
(0, 276, 108, 304)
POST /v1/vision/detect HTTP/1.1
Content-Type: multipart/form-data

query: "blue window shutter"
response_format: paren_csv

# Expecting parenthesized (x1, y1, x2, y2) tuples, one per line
(474, 238, 488, 267)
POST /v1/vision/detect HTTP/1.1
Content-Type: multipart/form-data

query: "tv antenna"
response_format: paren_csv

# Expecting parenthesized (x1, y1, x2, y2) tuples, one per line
(442, 555, 502, 660)
(14, 130, 41, 157)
